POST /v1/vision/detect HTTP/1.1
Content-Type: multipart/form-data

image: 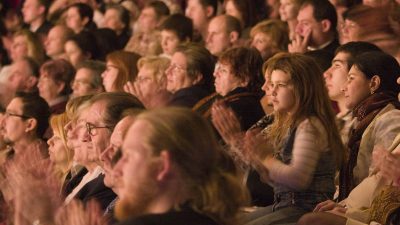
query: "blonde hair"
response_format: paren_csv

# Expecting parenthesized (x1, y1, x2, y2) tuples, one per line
(264, 53, 344, 168)
(50, 113, 71, 156)
(14, 29, 46, 65)
(49, 113, 74, 179)
(136, 107, 248, 225)
(137, 56, 170, 84)
(65, 94, 94, 121)
(250, 19, 289, 53)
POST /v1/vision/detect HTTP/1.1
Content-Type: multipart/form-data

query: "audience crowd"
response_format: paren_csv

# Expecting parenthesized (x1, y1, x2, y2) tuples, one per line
(1, 0, 400, 225)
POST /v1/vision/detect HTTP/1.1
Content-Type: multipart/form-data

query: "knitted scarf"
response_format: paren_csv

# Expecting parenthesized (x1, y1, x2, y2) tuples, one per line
(338, 92, 400, 200)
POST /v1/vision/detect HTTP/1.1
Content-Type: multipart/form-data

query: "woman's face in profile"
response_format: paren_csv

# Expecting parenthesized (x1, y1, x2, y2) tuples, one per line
(342, 65, 373, 110)
(102, 61, 119, 92)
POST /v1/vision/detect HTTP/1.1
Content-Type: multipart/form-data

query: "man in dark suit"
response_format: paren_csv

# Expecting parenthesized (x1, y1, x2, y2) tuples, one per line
(288, 0, 339, 56)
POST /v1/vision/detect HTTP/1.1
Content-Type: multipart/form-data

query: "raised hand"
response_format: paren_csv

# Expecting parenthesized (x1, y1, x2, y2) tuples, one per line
(55, 200, 107, 225)
(372, 146, 400, 186)
(243, 129, 273, 182)
(211, 100, 243, 146)
(288, 28, 311, 53)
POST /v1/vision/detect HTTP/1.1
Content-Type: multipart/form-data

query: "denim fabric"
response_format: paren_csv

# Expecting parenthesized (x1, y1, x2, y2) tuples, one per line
(273, 127, 336, 211)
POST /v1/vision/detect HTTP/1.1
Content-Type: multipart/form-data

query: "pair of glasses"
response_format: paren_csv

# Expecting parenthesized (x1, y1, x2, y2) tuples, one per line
(86, 122, 112, 136)
(169, 64, 187, 73)
(4, 111, 31, 119)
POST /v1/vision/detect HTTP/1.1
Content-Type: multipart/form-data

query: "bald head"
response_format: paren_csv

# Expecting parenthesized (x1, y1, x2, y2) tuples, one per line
(45, 25, 74, 59)
(206, 15, 241, 56)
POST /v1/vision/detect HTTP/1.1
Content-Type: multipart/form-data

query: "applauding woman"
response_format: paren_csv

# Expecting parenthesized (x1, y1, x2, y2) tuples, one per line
(239, 53, 344, 224)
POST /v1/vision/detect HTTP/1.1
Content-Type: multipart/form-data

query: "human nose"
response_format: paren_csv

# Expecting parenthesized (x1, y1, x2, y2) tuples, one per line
(100, 145, 113, 165)
(341, 83, 347, 93)
(47, 136, 54, 146)
(261, 80, 269, 94)
(295, 23, 302, 35)
(323, 68, 332, 80)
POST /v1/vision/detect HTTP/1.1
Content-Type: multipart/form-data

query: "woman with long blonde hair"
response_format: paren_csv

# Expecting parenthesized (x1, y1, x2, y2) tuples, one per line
(48, 113, 74, 186)
(236, 52, 345, 224)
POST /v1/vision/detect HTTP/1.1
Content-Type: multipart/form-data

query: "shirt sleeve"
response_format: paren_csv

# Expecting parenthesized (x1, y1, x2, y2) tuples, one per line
(265, 118, 329, 190)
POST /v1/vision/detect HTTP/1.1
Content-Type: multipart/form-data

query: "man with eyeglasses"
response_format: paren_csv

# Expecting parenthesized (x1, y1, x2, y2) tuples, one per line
(64, 92, 144, 210)
(1, 92, 50, 159)
(71, 60, 105, 98)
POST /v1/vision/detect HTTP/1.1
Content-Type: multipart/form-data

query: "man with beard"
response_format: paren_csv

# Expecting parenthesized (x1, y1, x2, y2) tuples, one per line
(113, 107, 248, 225)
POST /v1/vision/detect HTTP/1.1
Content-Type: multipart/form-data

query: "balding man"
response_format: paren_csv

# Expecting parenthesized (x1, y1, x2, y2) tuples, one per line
(206, 14, 241, 56)
(45, 25, 74, 59)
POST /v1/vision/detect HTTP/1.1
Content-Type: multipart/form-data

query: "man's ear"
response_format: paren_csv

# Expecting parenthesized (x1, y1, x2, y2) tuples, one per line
(26, 76, 38, 90)
(239, 76, 249, 88)
(370, 75, 381, 94)
(192, 72, 203, 85)
(156, 150, 172, 181)
(56, 82, 66, 95)
(321, 19, 331, 33)
(229, 31, 239, 44)
(205, 6, 215, 18)
(25, 118, 37, 133)
(38, 5, 46, 15)
(82, 16, 90, 26)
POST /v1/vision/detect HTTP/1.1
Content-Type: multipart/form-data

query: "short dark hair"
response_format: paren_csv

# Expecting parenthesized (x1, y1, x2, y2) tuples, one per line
(335, 41, 382, 69)
(146, 1, 170, 20)
(68, 31, 99, 60)
(22, 56, 40, 78)
(302, 0, 337, 34)
(175, 43, 215, 92)
(199, 0, 218, 17)
(353, 51, 400, 95)
(225, 0, 257, 28)
(68, 3, 96, 31)
(69, 3, 93, 21)
(106, 4, 131, 32)
(16, 92, 50, 138)
(224, 15, 241, 37)
(161, 14, 193, 41)
(89, 92, 144, 130)
(76, 60, 106, 89)
(40, 59, 75, 95)
(218, 47, 264, 94)
(37, 0, 51, 14)
(92, 28, 118, 61)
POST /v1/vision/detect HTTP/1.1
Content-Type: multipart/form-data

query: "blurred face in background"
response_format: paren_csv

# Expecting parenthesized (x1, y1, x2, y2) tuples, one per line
(45, 26, 67, 58)
(279, 0, 298, 21)
(161, 30, 181, 56)
(101, 61, 119, 92)
(10, 35, 28, 62)
(65, 40, 87, 68)
(66, 6, 87, 33)
(22, 0, 44, 24)
(165, 52, 194, 93)
(104, 8, 126, 35)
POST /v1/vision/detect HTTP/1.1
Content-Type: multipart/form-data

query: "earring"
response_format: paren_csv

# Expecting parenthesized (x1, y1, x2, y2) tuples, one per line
(371, 89, 375, 94)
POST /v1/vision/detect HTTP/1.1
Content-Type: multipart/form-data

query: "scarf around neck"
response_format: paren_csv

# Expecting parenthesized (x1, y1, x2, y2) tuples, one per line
(338, 92, 400, 200)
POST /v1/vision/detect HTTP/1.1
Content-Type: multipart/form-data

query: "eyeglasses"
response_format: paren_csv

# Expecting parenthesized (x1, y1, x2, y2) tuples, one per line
(136, 76, 152, 83)
(169, 64, 187, 73)
(4, 111, 31, 119)
(214, 63, 231, 75)
(71, 79, 94, 88)
(86, 122, 112, 136)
